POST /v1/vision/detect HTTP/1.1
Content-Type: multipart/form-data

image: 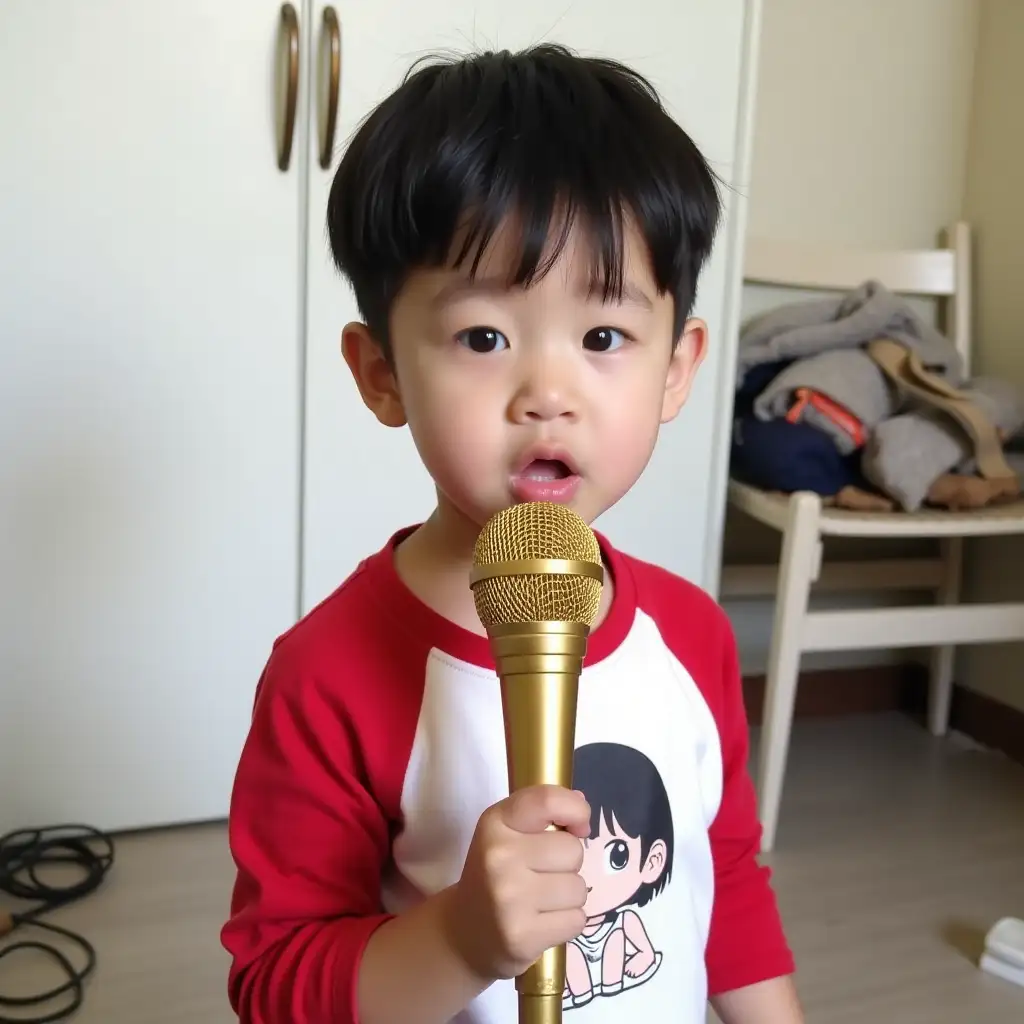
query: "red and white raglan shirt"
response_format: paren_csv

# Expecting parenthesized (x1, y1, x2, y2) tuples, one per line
(221, 528, 794, 1024)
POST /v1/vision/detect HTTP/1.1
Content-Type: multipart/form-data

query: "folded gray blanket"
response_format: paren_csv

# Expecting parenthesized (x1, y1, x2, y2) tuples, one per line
(737, 279, 965, 387)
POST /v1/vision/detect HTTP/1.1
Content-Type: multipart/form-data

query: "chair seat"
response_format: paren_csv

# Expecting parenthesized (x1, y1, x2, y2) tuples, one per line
(728, 478, 1024, 538)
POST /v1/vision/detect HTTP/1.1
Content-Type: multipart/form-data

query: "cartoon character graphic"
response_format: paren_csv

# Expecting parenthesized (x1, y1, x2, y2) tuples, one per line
(563, 742, 674, 1011)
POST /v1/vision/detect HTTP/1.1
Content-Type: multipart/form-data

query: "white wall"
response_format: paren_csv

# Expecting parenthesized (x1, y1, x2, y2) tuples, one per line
(746, 0, 979, 249)
(722, 0, 981, 673)
(958, 0, 1024, 712)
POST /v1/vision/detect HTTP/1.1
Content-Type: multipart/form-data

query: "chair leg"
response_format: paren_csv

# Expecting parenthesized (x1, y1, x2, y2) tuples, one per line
(928, 537, 963, 737)
(758, 492, 822, 854)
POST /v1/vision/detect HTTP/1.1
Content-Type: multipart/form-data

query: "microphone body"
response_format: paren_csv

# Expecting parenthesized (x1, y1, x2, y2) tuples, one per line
(470, 503, 604, 1024)
(491, 618, 586, 1024)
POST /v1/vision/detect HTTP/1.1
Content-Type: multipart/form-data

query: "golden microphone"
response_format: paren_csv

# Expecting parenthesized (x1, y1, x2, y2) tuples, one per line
(470, 501, 604, 1024)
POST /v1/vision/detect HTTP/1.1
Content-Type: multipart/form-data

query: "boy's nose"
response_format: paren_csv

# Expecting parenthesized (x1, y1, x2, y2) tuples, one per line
(508, 370, 578, 423)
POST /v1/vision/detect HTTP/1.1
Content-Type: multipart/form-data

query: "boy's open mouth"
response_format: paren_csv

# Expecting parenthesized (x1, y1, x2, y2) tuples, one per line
(510, 448, 582, 503)
(521, 458, 573, 481)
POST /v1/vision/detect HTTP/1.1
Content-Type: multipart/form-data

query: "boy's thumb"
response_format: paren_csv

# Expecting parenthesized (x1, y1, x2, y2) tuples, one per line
(501, 784, 590, 835)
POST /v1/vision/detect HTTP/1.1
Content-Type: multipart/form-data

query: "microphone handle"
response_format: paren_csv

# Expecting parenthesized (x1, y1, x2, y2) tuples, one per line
(490, 620, 588, 1024)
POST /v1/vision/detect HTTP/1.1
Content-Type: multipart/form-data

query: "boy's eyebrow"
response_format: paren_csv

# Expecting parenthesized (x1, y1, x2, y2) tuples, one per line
(431, 275, 654, 309)
(431, 276, 512, 307)
(609, 282, 654, 310)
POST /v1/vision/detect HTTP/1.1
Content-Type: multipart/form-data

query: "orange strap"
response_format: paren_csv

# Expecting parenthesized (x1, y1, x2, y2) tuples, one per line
(785, 387, 866, 448)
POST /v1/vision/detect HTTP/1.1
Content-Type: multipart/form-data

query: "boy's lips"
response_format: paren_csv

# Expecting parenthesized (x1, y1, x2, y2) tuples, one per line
(510, 445, 582, 504)
(512, 445, 580, 478)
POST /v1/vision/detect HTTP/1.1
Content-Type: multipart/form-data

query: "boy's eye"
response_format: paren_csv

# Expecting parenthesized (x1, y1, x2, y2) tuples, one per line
(455, 327, 508, 353)
(604, 839, 630, 872)
(583, 327, 626, 352)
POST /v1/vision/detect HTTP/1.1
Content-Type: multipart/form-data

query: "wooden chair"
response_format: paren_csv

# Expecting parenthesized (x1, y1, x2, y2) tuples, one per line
(722, 222, 1024, 852)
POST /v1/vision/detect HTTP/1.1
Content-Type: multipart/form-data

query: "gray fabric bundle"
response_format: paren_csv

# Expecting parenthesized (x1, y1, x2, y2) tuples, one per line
(753, 349, 896, 454)
(737, 279, 965, 387)
(861, 377, 1024, 511)
(735, 277, 1024, 510)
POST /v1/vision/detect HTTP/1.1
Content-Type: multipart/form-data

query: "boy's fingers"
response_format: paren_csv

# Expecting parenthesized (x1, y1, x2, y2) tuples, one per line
(500, 785, 591, 836)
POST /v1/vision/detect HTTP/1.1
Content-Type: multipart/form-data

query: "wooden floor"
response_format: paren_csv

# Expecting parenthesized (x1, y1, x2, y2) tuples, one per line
(4, 713, 1024, 1022)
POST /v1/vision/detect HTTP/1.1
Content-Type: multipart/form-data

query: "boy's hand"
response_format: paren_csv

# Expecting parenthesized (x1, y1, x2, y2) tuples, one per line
(444, 784, 591, 981)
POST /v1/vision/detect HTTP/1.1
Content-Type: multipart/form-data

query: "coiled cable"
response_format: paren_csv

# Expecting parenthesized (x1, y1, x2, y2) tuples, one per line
(0, 824, 114, 1024)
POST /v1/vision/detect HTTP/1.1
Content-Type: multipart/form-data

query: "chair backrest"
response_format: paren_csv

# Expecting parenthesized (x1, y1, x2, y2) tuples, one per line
(743, 222, 973, 376)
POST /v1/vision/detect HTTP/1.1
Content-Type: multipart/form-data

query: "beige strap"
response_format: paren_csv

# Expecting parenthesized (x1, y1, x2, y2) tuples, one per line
(867, 337, 1016, 483)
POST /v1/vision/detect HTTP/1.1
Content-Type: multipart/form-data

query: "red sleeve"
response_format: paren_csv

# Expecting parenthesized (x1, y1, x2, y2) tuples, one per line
(704, 616, 795, 995)
(220, 596, 421, 1024)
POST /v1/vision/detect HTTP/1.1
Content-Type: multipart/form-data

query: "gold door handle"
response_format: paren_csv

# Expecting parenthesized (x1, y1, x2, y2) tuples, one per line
(318, 7, 341, 169)
(276, 3, 300, 171)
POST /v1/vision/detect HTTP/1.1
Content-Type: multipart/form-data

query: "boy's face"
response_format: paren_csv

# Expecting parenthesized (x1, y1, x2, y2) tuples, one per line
(343, 217, 706, 532)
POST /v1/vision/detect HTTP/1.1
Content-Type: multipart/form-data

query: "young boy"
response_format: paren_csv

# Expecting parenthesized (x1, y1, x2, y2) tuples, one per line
(221, 44, 802, 1024)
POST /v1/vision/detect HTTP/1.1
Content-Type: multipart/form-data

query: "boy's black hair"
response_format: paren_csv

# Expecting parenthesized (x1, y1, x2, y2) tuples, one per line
(327, 44, 722, 357)
(574, 742, 674, 911)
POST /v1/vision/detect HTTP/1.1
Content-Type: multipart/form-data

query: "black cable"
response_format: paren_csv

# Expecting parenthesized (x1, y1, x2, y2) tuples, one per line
(0, 825, 114, 1024)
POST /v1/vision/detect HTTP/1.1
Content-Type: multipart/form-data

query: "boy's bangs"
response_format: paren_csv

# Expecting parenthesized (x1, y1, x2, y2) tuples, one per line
(446, 196, 630, 305)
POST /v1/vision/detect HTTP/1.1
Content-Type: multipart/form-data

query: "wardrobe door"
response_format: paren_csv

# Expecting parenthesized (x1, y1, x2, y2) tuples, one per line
(0, 1, 308, 833)
(301, 1, 756, 607)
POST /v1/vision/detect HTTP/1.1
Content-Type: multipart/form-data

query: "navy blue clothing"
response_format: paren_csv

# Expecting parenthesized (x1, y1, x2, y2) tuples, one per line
(730, 357, 865, 495)
(729, 415, 862, 495)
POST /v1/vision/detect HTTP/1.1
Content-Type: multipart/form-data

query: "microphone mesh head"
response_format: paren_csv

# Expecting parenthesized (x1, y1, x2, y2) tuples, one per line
(472, 502, 603, 628)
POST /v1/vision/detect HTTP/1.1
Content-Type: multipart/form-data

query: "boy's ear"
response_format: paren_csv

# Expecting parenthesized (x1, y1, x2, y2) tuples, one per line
(341, 322, 407, 428)
(661, 317, 708, 424)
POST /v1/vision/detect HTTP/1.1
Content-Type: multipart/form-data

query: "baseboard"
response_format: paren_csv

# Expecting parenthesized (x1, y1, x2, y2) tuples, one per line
(741, 663, 1024, 770)
(741, 663, 920, 725)
(901, 676, 1024, 770)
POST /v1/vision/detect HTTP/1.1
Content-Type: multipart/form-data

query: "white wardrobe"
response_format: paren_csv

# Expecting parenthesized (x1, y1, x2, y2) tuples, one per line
(0, 1, 762, 834)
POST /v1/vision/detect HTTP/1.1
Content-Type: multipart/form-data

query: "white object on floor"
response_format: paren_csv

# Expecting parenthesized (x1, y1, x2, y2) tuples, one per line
(980, 917, 1024, 989)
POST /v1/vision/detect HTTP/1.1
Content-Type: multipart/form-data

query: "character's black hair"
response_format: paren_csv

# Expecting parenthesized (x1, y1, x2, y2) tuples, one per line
(326, 44, 722, 357)
(573, 742, 674, 910)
